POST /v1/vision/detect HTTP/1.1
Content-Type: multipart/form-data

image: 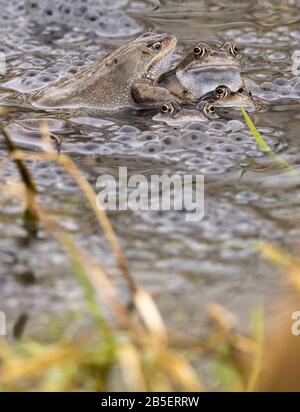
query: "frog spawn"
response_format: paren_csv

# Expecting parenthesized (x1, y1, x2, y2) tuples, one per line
(247, 77, 300, 102)
(222, 24, 300, 102)
(0, 5, 293, 177)
(0, 0, 142, 93)
(4, 0, 141, 38)
(2, 2, 300, 101)
(3, 110, 278, 177)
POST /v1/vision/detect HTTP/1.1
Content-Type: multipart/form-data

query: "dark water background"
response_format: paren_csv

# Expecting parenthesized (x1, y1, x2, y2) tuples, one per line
(0, 0, 300, 339)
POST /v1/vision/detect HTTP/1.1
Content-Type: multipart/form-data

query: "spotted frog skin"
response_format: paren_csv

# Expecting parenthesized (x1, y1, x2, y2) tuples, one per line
(157, 41, 245, 100)
(31, 33, 182, 111)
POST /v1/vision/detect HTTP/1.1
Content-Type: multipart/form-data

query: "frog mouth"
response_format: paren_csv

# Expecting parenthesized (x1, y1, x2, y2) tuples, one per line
(146, 35, 177, 76)
(148, 55, 173, 79)
(213, 97, 257, 110)
(191, 62, 240, 69)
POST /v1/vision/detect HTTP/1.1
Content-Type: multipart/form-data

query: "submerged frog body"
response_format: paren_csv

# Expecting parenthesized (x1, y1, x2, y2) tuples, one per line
(31, 33, 181, 111)
(157, 85, 262, 125)
(199, 85, 263, 113)
(154, 100, 214, 126)
(158, 41, 244, 100)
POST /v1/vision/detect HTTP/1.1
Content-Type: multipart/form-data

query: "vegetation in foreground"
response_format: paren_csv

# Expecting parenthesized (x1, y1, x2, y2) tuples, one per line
(0, 108, 299, 391)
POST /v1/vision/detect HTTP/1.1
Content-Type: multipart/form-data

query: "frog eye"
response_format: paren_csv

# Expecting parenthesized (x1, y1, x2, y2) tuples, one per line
(205, 104, 216, 115)
(193, 45, 206, 57)
(230, 44, 239, 56)
(161, 103, 171, 113)
(215, 86, 229, 99)
(150, 42, 162, 52)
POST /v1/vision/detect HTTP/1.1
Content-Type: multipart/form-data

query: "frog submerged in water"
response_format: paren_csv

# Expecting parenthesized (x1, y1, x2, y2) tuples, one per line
(157, 41, 245, 101)
(158, 85, 262, 125)
(31, 33, 183, 111)
(153, 99, 214, 126)
(199, 85, 263, 113)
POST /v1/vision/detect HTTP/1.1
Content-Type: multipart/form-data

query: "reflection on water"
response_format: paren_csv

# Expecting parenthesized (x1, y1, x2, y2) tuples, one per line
(0, 0, 300, 337)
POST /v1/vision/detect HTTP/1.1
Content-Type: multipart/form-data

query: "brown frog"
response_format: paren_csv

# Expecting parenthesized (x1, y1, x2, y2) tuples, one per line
(157, 41, 245, 100)
(154, 100, 214, 125)
(198, 85, 263, 113)
(159, 85, 263, 123)
(31, 33, 183, 111)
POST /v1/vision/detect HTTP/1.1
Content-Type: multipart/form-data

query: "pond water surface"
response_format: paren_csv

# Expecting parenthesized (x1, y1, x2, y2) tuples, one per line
(0, 0, 300, 340)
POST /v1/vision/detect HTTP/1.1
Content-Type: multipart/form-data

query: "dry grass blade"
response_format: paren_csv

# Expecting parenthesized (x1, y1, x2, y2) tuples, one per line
(159, 349, 204, 391)
(134, 289, 167, 342)
(11, 148, 168, 338)
(117, 340, 147, 391)
(0, 126, 37, 194)
(207, 304, 238, 332)
(0, 344, 82, 385)
(11, 150, 136, 293)
(22, 170, 202, 391)
(0, 125, 224, 392)
(57, 155, 136, 293)
(0, 125, 38, 226)
(35, 201, 142, 336)
(258, 243, 300, 291)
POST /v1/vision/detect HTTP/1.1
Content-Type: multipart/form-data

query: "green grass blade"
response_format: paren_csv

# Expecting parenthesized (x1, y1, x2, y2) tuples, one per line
(240, 108, 270, 152)
(246, 307, 264, 392)
(241, 107, 298, 175)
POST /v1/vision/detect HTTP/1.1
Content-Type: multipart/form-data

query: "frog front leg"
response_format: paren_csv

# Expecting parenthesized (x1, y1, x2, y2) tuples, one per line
(131, 78, 184, 108)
